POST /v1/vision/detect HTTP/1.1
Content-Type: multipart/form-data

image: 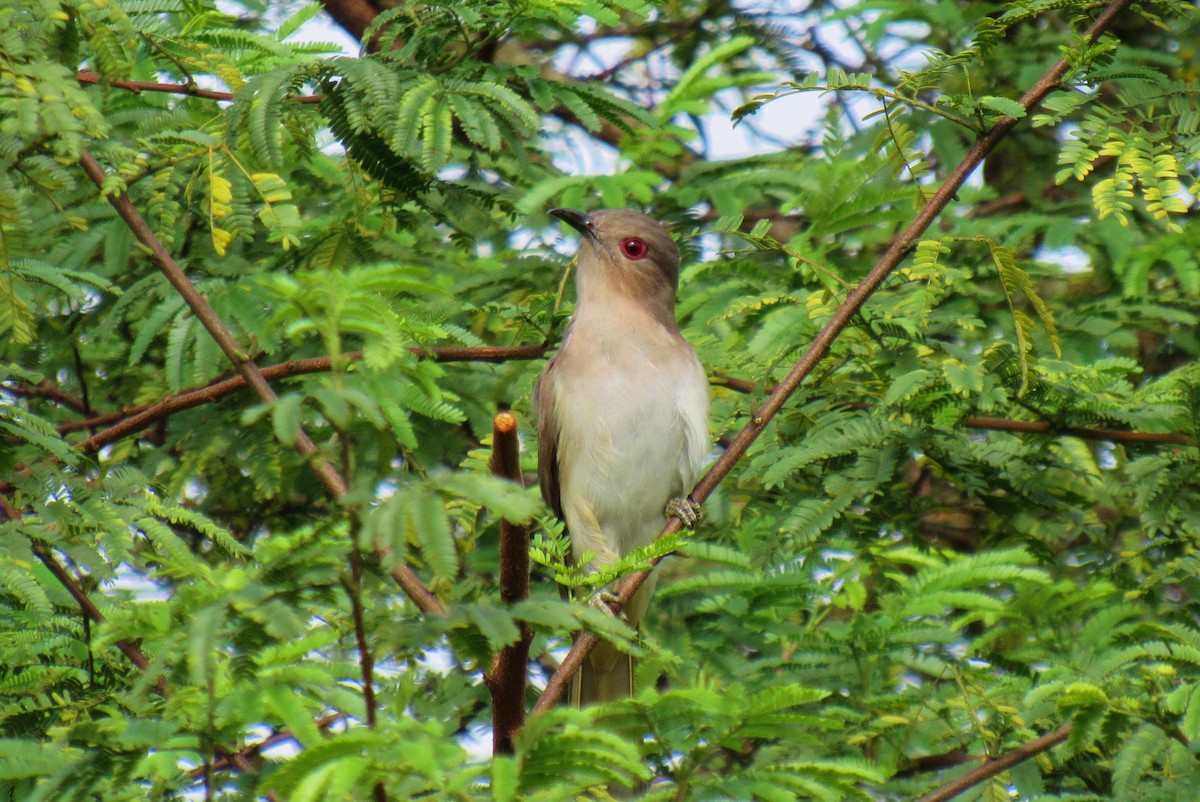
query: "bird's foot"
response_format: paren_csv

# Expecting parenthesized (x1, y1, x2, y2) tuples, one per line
(665, 497, 702, 528)
(587, 590, 621, 617)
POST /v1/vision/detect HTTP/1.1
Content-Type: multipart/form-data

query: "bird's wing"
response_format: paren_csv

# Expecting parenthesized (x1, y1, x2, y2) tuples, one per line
(533, 357, 563, 520)
(678, 351, 712, 489)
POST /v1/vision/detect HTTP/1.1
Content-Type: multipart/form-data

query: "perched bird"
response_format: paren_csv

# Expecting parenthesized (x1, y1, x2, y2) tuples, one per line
(534, 208, 710, 705)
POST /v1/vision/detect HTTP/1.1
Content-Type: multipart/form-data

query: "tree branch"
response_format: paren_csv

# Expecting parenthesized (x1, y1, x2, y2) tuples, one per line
(484, 411, 532, 755)
(65, 345, 548, 452)
(532, 0, 1137, 712)
(319, 0, 385, 41)
(7, 379, 90, 414)
(77, 71, 322, 104)
(962, 415, 1192, 446)
(894, 749, 981, 778)
(711, 376, 1194, 447)
(188, 713, 346, 780)
(30, 341, 1184, 461)
(77, 150, 446, 618)
(345, 514, 387, 802)
(915, 723, 1072, 802)
(28, 554, 169, 694)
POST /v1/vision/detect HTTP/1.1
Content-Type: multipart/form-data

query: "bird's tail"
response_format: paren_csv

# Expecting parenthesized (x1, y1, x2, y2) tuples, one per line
(571, 642, 634, 705)
(569, 573, 656, 705)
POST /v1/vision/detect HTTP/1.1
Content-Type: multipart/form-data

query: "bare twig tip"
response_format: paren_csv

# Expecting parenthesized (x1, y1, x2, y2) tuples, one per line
(493, 412, 518, 433)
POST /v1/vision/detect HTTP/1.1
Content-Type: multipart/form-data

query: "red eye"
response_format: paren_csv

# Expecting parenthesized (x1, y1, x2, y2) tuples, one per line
(621, 238, 649, 260)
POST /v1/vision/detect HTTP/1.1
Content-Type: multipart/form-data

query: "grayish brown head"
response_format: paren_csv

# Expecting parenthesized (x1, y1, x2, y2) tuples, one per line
(549, 208, 682, 323)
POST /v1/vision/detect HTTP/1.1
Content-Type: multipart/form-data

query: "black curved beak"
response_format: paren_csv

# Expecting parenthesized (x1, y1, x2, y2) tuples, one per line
(549, 208, 597, 240)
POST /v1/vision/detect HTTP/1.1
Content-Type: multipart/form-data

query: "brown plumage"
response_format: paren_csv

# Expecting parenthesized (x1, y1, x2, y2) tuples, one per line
(534, 208, 710, 705)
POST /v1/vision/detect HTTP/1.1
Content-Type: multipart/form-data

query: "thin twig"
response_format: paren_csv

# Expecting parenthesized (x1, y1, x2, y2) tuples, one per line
(32, 546, 169, 693)
(484, 411, 532, 755)
(894, 749, 981, 778)
(76, 71, 323, 104)
(345, 514, 388, 802)
(963, 415, 1192, 446)
(188, 713, 346, 779)
(6, 380, 90, 414)
(77, 150, 446, 618)
(339, 434, 386, 802)
(915, 723, 1072, 802)
(533, 0, 1137, 712)
(347, 531, 376, 725)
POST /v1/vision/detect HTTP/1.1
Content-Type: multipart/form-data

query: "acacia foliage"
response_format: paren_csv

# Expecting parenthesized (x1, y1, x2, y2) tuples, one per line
(2, 0, 1200, 799)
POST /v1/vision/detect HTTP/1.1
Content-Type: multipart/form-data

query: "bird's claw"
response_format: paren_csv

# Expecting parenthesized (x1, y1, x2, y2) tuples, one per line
(665, 497, 702, 528)
(588, 590, 620, 616)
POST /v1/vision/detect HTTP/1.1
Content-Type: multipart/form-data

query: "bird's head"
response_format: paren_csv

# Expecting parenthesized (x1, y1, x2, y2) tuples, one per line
(549, 208, 681, 310)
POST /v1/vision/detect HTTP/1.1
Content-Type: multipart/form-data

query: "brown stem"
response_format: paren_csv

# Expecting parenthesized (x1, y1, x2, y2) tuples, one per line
(484, 411, 532, 755)
(7, 380, 90, 414)
(76, 71, 322, 104)
(33, 545, 168, 692)
(319, 0, 385, 41)
(894, 749, 981, 778)
(966, 192, 1028, 218)
(346, 530, 379, 727)
(188, 713, 345, 779)
(46, 344, 1188, 458)
(533, 0, 1137, 713)
(915, 723, 1072, 802)
(963, 416, 1192, 446)
(67, 345, 548, 451)
(345, 515, 388, 802)
(711, 377, 1195, 447)
(77, 150, 446, 618)
(344, 454, 384, 798)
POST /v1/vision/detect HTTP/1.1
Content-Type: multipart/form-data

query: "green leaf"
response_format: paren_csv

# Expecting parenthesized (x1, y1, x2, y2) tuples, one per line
(882, 368, 932, 407)
(267, 732, 380, 796)
(271, 394, 303, 447)
(410, 486, 457, 582)
(438, 474, 542, 525)
(467, 604, 521, 650)
(492, 756, 518, 802)
(978, 95, 1026, 118)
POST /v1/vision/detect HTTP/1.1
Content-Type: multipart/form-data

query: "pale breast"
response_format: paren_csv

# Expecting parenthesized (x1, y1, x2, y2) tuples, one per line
(551, 313, 709, 558)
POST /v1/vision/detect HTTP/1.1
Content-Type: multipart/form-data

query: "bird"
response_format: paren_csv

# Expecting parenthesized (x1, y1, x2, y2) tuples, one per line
(534, 207, 710, 705)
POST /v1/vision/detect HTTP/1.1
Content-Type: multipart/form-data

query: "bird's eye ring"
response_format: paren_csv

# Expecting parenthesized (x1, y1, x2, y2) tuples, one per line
(621, 238, 649, 260)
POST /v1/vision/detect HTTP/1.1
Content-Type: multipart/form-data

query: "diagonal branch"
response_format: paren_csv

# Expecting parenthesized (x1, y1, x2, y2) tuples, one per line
(77, 150, 446, 618)
(532, 0, 1137, 712)
(915, 723, 1072, 802)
